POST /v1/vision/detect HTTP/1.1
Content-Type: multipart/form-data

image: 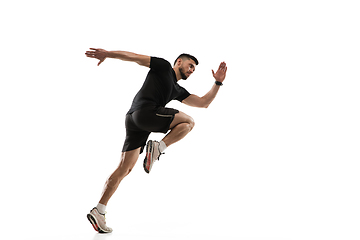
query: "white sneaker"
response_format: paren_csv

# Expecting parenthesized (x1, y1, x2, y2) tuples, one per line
(87, 207, 113, 233)
(143, 140, 163, 173)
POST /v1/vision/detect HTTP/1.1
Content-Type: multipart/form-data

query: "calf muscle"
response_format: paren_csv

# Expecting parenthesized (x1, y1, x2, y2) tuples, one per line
(99, 148, 140, 205)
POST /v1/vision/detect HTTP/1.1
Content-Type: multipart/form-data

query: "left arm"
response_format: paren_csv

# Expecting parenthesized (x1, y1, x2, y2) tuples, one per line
(183, 62, 227, 108)
(182, 84, 221, 108)
(85, 48, 150, 67)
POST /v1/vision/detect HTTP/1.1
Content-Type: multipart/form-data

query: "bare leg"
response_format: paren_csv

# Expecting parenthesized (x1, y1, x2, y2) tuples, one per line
(99, 147, 141, 205)
(161, 111, 195, 147)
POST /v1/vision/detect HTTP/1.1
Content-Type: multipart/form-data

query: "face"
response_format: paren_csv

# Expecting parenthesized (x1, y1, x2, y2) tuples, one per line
(178, 59, 196, 80)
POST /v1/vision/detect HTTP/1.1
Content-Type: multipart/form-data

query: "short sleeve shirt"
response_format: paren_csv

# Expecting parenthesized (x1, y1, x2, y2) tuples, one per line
(127, 57, 191, 114)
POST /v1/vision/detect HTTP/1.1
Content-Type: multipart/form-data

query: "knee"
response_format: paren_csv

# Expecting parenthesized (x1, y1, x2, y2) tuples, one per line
(118, 162, 134, 178)
(187, 117, 195, 131)
(126, 167, 133, 176)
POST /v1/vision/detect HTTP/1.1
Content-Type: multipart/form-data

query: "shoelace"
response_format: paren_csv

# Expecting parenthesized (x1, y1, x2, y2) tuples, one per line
(158, 153, 164, 160)
(156, 151, 165, 161)
(100, 211, 107, 223)
(157, 145, 164, 160)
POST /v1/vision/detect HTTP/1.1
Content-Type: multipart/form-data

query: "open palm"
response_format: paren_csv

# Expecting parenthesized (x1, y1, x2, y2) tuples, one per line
(212, 62, 227, 83)
(85, 48, 108, 66)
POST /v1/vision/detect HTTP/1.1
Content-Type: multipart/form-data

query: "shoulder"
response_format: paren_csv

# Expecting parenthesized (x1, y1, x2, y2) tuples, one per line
(175, 86, 191, 102)
(150, 57, 172, 71)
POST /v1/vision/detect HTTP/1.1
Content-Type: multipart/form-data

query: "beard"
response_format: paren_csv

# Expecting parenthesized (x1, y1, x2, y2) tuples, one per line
(179, 67, 188, 80)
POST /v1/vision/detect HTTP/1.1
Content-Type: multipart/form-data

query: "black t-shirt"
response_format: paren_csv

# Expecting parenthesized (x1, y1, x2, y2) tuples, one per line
(127, 57, 191, 114)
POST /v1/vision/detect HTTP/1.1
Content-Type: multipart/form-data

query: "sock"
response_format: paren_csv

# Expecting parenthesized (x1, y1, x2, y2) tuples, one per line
(97, 203, 107, 214)
(159, 141, 167, 153)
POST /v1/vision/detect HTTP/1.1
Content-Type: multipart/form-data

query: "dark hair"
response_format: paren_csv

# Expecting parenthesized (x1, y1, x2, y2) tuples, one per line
(174, 53, 199, 66)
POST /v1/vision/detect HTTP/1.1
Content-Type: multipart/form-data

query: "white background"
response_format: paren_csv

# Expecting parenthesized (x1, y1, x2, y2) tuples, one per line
(1, 0, 359, 239)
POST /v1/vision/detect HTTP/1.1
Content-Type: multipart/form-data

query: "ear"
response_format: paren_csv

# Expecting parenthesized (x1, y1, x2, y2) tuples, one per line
(176, 58, 182, 66)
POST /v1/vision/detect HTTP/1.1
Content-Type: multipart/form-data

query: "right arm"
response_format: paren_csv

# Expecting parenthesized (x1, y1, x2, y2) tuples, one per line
(85, 48, 150, 67)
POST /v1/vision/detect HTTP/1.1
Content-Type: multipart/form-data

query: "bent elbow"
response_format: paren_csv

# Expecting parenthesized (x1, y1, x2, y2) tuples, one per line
(202, 103, 210, 108)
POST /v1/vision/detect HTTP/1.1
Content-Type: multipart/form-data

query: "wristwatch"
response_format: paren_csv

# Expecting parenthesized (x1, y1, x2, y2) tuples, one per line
(215, 81, 223, 86)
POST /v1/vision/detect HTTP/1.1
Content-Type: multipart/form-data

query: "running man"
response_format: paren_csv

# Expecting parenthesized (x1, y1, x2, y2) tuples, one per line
(85, 48, 227, 233)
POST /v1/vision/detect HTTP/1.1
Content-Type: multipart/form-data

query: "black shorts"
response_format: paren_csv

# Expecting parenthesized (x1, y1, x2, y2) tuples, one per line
(122, 106, 179, 153)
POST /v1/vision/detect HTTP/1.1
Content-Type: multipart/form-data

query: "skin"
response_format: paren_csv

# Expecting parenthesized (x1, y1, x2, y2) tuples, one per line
(85, 48, 227, 205)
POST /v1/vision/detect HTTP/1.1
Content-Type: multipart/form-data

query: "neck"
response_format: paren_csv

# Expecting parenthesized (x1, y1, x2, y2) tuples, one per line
(173, 67, 182, 81)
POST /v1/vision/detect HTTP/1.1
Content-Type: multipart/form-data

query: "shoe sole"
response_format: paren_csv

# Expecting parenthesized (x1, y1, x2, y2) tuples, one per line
(87, 213, 108, 234)
(143, 141, 154, 174)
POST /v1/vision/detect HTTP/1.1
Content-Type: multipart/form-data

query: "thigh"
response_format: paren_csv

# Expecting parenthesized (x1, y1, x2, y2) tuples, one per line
(113, 147, 141, 178)
(123, 114, 150, 154)
(169, 111, 194, 129)
(133, 106, 178, 133)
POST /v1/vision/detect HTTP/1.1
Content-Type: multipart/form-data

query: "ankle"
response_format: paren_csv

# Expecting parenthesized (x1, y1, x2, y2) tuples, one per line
(158, 140, 167, 153)
(97, 203, 107, 214)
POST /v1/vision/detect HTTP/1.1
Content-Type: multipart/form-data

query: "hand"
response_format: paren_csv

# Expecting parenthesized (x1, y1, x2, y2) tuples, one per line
(212, 62, 227, 83)
(85, 48, 108, 66)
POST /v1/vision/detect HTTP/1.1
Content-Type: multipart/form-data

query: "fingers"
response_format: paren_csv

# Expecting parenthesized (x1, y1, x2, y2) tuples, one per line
(223, 65, 227, 73)
(97, 59, 105, 66)
(85, 48, 106, 66)
(85, 48, 104, 61)
(212, 62, 227, 75)
(85, 48, 103, 57)
(85, 52, 96, 58)
(219, 61, 226, 69)
(90, 48, 105, 51)
(219, 62, 227, 72)
(85, 49, 96, 58)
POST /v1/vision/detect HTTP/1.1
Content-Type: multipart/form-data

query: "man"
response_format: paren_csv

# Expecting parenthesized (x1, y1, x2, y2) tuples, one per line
(85, 48, 227, 233)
